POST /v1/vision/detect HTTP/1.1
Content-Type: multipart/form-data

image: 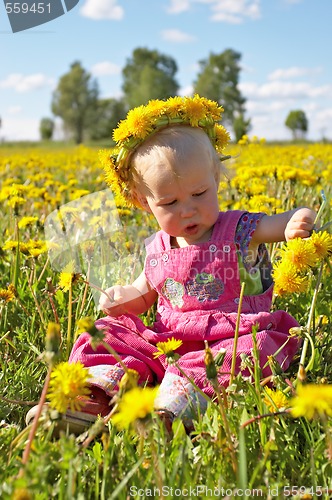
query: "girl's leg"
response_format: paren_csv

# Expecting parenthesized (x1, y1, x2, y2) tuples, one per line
(155, 326, 300, 431)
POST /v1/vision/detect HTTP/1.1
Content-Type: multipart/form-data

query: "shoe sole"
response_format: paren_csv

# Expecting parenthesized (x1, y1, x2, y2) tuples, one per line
(26, 404, 107, 436)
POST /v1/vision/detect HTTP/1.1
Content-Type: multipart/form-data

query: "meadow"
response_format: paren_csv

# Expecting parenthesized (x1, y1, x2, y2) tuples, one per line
(0, 139, 331, 499)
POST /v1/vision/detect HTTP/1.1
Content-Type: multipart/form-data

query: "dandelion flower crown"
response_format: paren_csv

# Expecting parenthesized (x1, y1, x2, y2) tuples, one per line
(100, 94, 231, 206)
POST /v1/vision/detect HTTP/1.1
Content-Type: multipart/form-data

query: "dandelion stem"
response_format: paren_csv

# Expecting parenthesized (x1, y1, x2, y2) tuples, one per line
(13, 216, 20, 289)
(78, 261, 91, 317)
(230, 282, 246, 385)
(212, 379, 238, 474)
(99, 341, 129, 373)
(66, 285, 73, 359)
(28, 281, 46, 327)
(19, 366, 52, 477)
(297, 262, 324, 380)
(37, 255, 50, 284)
(240, 409, 290, 428)
(314, 190, 327, 227)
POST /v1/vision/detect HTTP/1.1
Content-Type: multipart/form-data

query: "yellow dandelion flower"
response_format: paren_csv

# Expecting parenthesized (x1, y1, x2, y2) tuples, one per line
(183, 95, 207, 126)
(310, 230, 332, 260)
(124, 106, 154, 140)
(2, 240, 18, 252)
(214, 124, 231, 152)
(279, 238, 318, 272)
(146, 99, 167, 117)
(7, 195, 26, 209)
(290, 384, 332, 419)
(153, 337, 183, 359)
(111, 386, 159, 429)
(272, 260, 309, 295)
(263, 387, 290, 412)
(200, 96, 224, 120)
(164, 96, 185, 118)
(47, 361, 91, 413)
(58, 260, 80, 292)
(70, 188, 90, 201)
(0, 284, 16, 303)
(26, 240, 48, 258)
(19, 243, 31, 256)
(113, 120, 132, 143)
(18, 216, 39, 229)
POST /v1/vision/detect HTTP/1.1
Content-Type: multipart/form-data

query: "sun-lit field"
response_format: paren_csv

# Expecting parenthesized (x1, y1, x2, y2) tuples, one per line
(0, 141, 331, 498)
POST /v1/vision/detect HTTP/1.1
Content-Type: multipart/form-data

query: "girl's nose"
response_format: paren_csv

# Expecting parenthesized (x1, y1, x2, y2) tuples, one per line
(180, 201, 196, 218)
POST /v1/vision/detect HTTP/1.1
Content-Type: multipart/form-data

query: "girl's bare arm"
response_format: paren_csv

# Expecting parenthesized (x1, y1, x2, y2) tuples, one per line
(248, 207, 316, 263)
(99, 271, 157, 317)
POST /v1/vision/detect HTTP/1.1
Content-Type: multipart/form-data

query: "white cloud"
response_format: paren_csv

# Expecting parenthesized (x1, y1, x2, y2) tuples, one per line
(167, 0, 191, 14)
(315, 108, 332, 124)
(80, 0, 124, 20)
(0, 73, 54, 93)
(7, 106, 22, 114)
(240, 81, 332, 100)
(268, 66, 322, 80)
(245, 100, 288, 114)
(90, 61, 121, 76)
(161, 29, 196, 43)
(166, 0, 261, 23)
(0, 117, 39, 141)
(208, 0, 261, 23)
(179, 84, 194, 96)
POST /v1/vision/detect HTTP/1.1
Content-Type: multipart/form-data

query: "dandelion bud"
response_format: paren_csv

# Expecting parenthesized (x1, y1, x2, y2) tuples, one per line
(214, 348, 226, 368)
(45, 277, 56, 295)
(297, 364, 306, 383)
(204, 342, 218, 381)
(76, 317, 99, 337)
(45, 322, 61, 361)
(119, 369, 139, 393)
(289, 326, 304, 338)
(12, 487, 33, 500)
(76, 317, 105, 349)
(240, 353, 253, 370)
(267, 355, 283, 376)
(81, 241, 95, 261)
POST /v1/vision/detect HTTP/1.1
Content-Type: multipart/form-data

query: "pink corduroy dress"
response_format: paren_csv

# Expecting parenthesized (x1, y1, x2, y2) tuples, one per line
(69, 211, 300, 422)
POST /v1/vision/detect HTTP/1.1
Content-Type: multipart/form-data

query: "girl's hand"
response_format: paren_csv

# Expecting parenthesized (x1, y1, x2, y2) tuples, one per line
(99, 285, 127, 317)
(285, 208, 316, 241)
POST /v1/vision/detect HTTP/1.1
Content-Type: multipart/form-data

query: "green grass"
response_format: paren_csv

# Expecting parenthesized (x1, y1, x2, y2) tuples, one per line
(1, 143, 332, 499)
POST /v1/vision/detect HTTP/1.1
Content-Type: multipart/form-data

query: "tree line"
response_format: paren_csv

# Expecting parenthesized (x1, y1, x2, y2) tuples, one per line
(40, 47, 308, 144)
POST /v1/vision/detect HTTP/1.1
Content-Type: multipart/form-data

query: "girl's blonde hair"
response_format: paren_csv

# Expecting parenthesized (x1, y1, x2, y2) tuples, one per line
(130, 126, 225, 206)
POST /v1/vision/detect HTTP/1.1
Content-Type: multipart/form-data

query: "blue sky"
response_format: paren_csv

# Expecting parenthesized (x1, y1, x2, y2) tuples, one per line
(1, 0, 332, 142)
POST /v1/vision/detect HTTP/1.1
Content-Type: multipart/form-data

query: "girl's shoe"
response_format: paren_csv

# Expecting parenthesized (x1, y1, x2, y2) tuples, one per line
(25, 387, 113, 436)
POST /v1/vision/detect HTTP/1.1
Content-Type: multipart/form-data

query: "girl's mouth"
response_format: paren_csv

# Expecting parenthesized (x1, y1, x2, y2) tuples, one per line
(184, 224, 198, 235)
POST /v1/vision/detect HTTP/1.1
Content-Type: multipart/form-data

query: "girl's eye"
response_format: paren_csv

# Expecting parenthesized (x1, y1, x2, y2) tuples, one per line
(163, 200, 176, 206)
(194, 190, 207, 197)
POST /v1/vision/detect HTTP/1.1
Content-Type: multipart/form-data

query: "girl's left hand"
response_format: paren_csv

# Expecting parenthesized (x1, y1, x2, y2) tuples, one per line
(285, 207, 316, 241)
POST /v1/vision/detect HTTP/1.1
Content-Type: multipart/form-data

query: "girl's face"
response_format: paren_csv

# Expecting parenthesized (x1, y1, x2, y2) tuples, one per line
(137, 145, 220, 246)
